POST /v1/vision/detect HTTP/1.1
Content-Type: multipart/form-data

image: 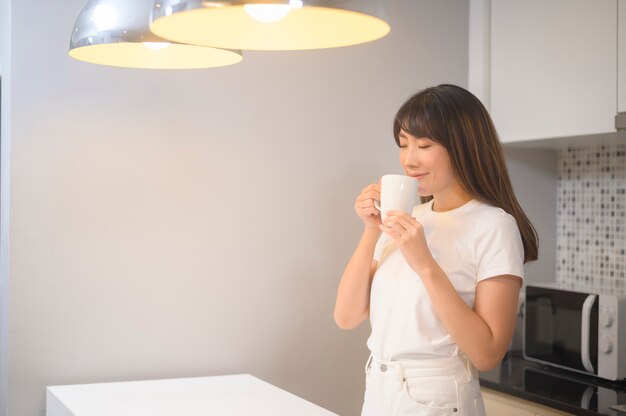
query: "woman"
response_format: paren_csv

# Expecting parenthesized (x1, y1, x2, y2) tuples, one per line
(334, 84, 538, 416)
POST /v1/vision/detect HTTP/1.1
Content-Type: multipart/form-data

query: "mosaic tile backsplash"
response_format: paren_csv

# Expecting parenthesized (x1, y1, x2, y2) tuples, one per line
(556, 142, 626, 295)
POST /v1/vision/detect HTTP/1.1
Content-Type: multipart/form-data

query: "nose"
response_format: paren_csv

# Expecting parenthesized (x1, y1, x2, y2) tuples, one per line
(402, 144, 420, 169)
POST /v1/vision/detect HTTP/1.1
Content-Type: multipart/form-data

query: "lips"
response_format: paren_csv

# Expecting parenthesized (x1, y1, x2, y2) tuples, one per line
(409, 173, 427, 180)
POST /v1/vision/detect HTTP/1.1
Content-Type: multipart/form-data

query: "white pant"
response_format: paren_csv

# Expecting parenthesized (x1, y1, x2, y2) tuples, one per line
(361, 354, 486, 416)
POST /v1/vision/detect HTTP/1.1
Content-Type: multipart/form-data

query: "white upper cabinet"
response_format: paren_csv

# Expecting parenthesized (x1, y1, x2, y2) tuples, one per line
(470, 0, 618, 143)
(617, 0, 626, 113)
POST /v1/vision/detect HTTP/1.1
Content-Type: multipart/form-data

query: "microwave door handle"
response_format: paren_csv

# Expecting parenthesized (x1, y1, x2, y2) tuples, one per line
(580, 386, 595, 409)
(581, 294, 597, 374)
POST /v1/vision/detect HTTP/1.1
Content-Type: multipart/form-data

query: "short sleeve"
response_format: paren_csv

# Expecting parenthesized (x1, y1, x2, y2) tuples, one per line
(373, 233, 391, 263)
(475, 213, 525, 282)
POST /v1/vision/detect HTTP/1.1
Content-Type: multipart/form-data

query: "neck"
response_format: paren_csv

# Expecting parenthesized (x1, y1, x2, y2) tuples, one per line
(431, 187, 472, 212)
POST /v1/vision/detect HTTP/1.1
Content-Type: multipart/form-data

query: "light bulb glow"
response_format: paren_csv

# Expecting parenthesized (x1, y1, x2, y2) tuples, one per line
(149, 1, 391, 51)
(244, 4, 291, 23)
(289, 0, 303, 9)
(143, 42, 170, 50)
(91, 4, 117, 31)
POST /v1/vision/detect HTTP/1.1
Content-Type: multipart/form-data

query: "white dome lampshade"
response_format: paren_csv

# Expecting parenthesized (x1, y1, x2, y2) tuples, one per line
(150, 0, 390, 51)
(69, 0, 243, 69)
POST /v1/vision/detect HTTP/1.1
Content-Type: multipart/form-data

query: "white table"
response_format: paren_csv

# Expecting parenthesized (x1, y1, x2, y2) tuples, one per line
(47, 373, 339, 416)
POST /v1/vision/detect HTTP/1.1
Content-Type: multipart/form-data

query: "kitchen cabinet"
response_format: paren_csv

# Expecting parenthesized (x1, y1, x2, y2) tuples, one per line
(482, 388, 574, 416)
(469, 0, 619, 144)
(47, 374, 338, 416)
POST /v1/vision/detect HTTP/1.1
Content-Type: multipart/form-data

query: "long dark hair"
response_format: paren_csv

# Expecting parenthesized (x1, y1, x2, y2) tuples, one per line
(393, 84, 538, 263)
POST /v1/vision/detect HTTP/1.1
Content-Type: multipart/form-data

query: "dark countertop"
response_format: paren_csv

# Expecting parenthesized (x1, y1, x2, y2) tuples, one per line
(479, 351, 626, 416)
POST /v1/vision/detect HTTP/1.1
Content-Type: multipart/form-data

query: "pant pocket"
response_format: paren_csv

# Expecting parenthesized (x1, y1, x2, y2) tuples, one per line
(473, 398, 486, 416)
(394, 375, 459, 416)
(362, 364, 382, 416)
(456, 377, 485, 416)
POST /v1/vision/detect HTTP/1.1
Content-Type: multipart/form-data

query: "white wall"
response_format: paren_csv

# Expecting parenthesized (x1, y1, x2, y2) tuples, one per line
(4, 1, 469, 415)
(504, 147, 558, 286)
(1, 0, 11, 414)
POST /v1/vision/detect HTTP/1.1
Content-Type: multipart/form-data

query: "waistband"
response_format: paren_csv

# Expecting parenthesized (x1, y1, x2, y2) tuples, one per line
(365, 354, 478, 379)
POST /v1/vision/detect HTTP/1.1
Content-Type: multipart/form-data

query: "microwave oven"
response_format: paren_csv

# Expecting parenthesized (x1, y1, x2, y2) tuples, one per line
(523, 284, 626, 381)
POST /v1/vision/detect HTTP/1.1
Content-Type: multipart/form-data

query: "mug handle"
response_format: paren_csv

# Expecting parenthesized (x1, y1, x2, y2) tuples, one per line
(373, 200, 381, 211)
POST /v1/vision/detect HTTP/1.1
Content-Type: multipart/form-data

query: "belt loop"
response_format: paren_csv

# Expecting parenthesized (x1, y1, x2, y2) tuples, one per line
(463, 354, 475, 379)
(460, 354, 469, 376)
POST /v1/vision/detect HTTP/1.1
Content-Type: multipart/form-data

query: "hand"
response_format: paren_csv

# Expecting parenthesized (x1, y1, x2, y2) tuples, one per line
(354, 183, 382, 229)
(379, 210, 434, 273)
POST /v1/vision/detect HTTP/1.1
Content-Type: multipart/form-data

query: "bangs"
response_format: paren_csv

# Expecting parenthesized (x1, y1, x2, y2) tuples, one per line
(393, 90, 447, 146)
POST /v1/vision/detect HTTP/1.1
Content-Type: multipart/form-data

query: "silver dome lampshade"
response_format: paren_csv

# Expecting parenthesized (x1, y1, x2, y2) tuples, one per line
(69, 0, 243, 69)
(150, 0, 390, 51)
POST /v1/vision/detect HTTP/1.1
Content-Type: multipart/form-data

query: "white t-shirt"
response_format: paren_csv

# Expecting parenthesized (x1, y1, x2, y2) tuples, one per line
(366, 199, 524, 362)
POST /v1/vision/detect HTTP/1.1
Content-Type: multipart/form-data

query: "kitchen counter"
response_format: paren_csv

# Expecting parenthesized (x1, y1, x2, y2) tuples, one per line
(479, 351, 626, 416)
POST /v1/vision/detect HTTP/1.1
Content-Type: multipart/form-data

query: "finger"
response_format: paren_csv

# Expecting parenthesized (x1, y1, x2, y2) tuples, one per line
(380, 223, 401, 239)
(364, 208, 380, 217)
(388, 216, 413, 236)
(391, 222, 406, 236)
(385, 212, 414, 225)
(382, 215, 398, 228)
(361, 194, 380, 204)
(356, 200, 380, 213)
(362, 183, 380, 194)
(393, 214, 417, 231)
(357, 191, 380, 203)
(356, 187, 376, 202)
(382, 213, 406, 226)
(363, 191, 380, 200)
(357, 200, 378, 211)
(380, 217, 403, 232)
(385, 210, 410, 218)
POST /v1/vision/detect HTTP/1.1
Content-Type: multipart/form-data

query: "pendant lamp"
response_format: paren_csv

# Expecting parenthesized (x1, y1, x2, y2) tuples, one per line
(69, 0, 242, 69)
(150, 0, 390, 51)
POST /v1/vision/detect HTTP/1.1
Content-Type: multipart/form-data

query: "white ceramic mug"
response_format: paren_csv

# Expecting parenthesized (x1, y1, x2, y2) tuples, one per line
(374, 174, 419, 218)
